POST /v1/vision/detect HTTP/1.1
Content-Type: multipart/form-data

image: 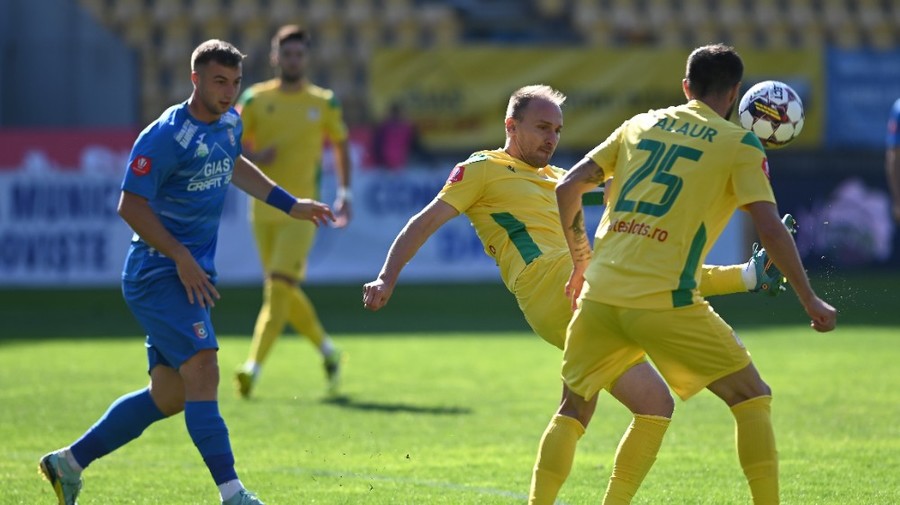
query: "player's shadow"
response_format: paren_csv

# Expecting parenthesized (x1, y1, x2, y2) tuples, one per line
(321, 395, 471, 416)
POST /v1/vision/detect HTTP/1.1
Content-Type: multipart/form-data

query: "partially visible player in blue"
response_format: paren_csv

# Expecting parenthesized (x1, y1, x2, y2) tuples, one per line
(38, 39, 334, 505)
(886, 98, 900, 223)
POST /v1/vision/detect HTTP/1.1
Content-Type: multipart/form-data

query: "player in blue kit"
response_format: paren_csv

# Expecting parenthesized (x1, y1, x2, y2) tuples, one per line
(38, 40, 333, 505)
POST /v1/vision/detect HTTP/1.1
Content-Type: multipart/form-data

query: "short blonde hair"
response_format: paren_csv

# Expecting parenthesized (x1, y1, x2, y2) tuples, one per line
(506, 85, 567, 121)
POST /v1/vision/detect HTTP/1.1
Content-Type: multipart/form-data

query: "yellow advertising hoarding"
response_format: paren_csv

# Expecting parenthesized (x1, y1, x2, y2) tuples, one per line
(370, 47, 822, 152)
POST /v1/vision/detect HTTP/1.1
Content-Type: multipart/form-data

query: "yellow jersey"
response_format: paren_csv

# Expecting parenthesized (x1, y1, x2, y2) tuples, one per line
(237, 79, 348, 222)
(583, 100, 775, 309)
(437, 149, 568, 292)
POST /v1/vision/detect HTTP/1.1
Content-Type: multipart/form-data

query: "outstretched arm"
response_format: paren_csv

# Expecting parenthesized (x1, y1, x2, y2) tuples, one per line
(363, 198, 460, 311)
(231, 155, 334, 226)
(556, 157, 606, 308)
(745, 201, 836, 332)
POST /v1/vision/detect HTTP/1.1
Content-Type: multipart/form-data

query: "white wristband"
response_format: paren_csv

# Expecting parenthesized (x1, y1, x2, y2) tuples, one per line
(336, 187, 352, 201)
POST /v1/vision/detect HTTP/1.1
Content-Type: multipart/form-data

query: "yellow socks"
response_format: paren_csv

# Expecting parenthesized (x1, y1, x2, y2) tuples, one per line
(731, 396, 779, 505)
(528, 414, 585, 505)
(698, 264, 747, 297)
(602, 414, 671, 505)
(286, 285, 327, 348)
(248, 279, 292, 364)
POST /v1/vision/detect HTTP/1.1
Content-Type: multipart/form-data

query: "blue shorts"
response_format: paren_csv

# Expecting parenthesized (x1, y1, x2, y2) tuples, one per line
(122, 275, 219, 372)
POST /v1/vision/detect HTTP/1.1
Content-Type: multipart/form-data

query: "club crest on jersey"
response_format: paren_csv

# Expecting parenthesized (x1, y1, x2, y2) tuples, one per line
(227, 129, 235, 146)
(447, 165, 465, 184)
(760, 158, 770, 179)
(307, 107, 321, 121)
(192, 321, 208, 339)
(195, 134, 209, 158)
(130, 156, 152, 176)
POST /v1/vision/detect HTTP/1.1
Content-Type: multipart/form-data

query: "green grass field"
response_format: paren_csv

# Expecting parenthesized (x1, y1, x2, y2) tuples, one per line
(1, 273, 899, 504)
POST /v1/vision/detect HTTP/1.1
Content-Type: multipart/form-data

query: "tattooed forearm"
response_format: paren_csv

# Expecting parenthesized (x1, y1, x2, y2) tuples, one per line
(569, 211, 592, 262)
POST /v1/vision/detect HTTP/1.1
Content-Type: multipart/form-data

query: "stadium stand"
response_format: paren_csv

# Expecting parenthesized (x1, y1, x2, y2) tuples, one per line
(76, 0, 898, 124)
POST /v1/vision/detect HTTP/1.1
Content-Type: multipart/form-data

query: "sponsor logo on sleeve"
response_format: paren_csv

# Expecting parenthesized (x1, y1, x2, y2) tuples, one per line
(130, 156, 152, 176)
(447, 165, 465, 184)
(761, 157, 770, 179)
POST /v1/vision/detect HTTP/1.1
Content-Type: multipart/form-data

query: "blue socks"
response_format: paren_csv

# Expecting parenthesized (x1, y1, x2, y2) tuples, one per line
(185, 401, 238, 485)
(65, 392, 238, 487)
(69, 388, 166, 469)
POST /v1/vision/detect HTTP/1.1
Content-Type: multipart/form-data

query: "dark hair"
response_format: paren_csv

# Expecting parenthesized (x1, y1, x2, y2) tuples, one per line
(272, 24, 310, 51)
(191, 39, 245, 70)
(684, 44, 743, 98)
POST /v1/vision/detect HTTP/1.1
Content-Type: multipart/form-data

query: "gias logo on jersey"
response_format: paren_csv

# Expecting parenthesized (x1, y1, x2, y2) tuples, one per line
(130, 156, 151, 176)
(447, 165, 465, 184)
(192, 321, 208, 339)
(760, 158, 770, 179)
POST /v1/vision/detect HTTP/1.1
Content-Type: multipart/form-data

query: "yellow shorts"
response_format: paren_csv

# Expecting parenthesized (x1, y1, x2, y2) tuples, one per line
(514, 251, 573, 350)
(563, 299, 751, 401)
(252, 219, 316, 280)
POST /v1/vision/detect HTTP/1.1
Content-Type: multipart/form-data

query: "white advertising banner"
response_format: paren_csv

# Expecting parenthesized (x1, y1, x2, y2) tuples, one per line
(0, 166, 507, 287)
(0, 127, 746, 287)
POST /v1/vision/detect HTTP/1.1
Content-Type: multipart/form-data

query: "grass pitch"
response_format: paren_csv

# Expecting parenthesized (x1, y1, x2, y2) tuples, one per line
(2, 325, 898, 504)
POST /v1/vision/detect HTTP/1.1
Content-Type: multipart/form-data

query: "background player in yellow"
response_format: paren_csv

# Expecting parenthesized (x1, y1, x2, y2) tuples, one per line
(530, 45, 837, 505)
(362, 85, 789, 496)
(234, 25, 352, 397)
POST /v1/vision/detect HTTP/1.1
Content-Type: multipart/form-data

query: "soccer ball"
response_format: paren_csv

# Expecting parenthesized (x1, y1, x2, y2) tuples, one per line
(738, 80, 805, 149)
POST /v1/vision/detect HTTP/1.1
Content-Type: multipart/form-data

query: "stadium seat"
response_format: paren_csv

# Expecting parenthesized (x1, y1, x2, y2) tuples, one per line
(534, 0, 567, 19)
(153, 0, 184, 24)
(158, 16, 193, 66)
(713, 0, 745, 29)
(644, 0, 674, 32)
(865, 19, 895, 50)
(349, 18, 383, 64)
(571, 0, 602, 34)
(188, 0, 220, 24)
(382, 0, 414, 27)
(267, 0, 300, 25)
(119, 15, 156, 50)
(198, 13, 231, 42)
(345, 0, 375, 26)
(229, 0, 260, 25)
(311, 17, 347, 63)
(110, 0, 144, 26)
(828, 20, 863, 49)
(821, 0, 850, 30)
(307, 0, 338, 25)
(237, 16, 272, 58)
(794, 20, 825, 48)
(785, 0, 816, 29)
(419, 4, 461, 48)
(653, 17, 684, 48)
(610, 0, 641, 42)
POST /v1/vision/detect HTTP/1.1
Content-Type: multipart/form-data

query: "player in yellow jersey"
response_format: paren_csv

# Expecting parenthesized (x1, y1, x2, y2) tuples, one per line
(531, 45, 837, 505)
(233, 25, 351, 397)
(362, 85, 789, 496)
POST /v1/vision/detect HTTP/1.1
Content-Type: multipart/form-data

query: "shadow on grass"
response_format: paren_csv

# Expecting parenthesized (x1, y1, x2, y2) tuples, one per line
(321, 395, 472, 416)
(2, 271, 898, 341)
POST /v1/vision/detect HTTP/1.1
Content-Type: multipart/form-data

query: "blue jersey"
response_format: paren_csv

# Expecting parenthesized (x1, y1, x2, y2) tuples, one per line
(888, 98, 900, 148)
(121, 102, 243, 282)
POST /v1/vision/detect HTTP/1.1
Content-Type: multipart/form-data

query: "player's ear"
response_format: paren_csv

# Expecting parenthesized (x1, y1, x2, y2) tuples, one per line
(505, 117, 516, 134)
(681, 78, 691, 100)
